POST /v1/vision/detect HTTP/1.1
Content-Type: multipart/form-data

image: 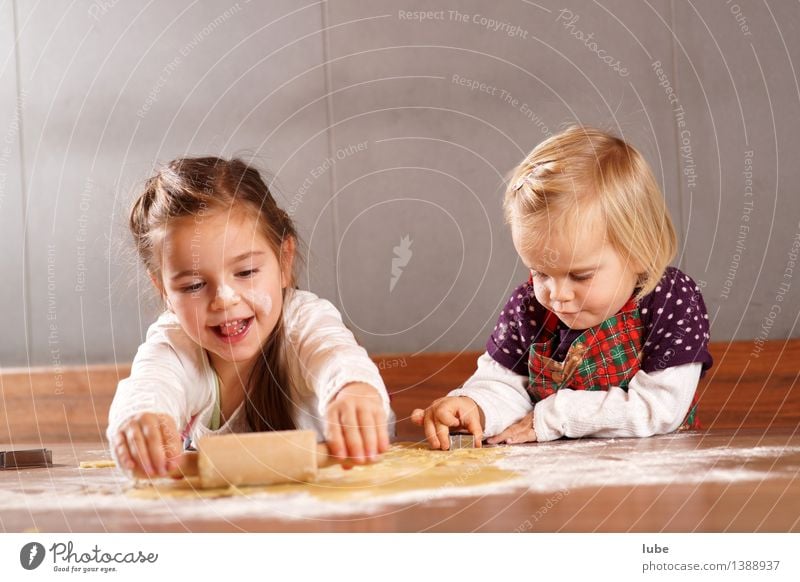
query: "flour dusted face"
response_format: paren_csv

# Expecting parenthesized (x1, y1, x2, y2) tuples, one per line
(216, 283, 240, 303)
(243, 291, 273, 316)
(158, 207, 291, 372)
(511, 218, 641, 330)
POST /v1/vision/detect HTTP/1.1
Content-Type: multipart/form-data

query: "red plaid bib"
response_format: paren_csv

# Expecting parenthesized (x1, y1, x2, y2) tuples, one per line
(527, 298, 700, 430)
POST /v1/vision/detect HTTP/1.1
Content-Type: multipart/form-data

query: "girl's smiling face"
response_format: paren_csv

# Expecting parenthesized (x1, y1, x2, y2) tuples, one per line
(511, 218, 642, 330)
(154, 206, 293, 371)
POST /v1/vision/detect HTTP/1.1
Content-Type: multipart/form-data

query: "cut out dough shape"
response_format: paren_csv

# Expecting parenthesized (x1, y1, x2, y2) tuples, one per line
(79, 460, 117, 469)
(127, 442, 520, 502)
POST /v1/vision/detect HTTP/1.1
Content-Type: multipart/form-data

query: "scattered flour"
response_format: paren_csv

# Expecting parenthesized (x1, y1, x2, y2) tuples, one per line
(2, 435, 798, 521)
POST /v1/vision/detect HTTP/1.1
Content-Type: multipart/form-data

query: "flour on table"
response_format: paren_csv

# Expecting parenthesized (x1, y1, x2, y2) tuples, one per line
(2, 435, 798, 521)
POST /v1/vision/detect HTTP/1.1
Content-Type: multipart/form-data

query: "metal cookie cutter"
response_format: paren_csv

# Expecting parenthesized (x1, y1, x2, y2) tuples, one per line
(0, 448, 53, 469)
(448, 433, 476, 450)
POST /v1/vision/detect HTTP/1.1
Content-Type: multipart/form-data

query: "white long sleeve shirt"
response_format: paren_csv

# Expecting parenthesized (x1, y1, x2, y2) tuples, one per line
(106, 289, 395, 452)
(449, 352, 701, 441)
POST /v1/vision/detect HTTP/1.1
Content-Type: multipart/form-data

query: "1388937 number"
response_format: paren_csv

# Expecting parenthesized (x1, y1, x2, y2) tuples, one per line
(736, 560, 780, 571)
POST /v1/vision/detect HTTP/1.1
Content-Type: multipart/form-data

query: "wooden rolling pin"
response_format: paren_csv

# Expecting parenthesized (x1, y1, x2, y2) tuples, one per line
(167, 430, 349, 489)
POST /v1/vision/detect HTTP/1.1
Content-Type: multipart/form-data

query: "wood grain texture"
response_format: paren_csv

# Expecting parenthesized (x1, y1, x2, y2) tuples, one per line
(1, 431, 798, 532)
(1, 340, 798, 444)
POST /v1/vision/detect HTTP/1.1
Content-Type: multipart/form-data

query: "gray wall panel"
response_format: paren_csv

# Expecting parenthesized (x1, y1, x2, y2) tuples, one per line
(324, 0, 682, 352)
(673, 1, 800, 344)
(0, 1, 27, 366)
(2, 1, 799, 365)
(14, 1, 333, 365)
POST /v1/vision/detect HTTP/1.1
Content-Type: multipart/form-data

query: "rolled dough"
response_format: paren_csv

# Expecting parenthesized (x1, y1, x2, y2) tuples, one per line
(127, 442, 519, 501)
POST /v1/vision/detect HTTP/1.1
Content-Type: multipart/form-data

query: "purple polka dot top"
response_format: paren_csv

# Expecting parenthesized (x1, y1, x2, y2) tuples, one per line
(487, 266, 714, 377)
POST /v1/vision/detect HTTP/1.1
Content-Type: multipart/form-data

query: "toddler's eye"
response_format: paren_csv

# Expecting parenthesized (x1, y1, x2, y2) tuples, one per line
(236, 268, 259, 278)
(182, 282, 204, 293)
(571, 273, 593, 282)
(530, 269, 548, 280)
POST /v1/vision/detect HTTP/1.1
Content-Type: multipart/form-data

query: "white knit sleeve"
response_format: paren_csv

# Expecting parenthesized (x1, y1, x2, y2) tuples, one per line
(533, 362, 702, 441)
(106, 312, 213, 449)
(284, 291, 393, 423)
(448, 352, 533, 437)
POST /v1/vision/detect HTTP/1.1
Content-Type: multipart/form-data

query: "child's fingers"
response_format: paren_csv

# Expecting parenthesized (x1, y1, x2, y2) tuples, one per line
(141, 417, 169, 476)
(159, 418, 182, 471)
(375, 411, 390, 454)
(410, 408, 425, 426)
(357, 408, 378, 461)
(325, 411, 346, 460)
(486, 430, 509, 445)
(422, 409, 442, 449)
(113, 436, 136, 473)
(342, 411, 366, 463)
(486, 423, 523, 445)
(461, 413, 484, 448)
(125, 424, 156, 476)
(435, 421, 451, 452)
(434, 407, 462, 429)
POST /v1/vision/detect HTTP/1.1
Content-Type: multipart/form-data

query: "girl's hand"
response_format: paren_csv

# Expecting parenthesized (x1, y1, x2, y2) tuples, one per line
(326, 382, 390, 464)
(112, 412, 182, 478)
(410, 396, 484, 450)
(486, 412, 537, 445)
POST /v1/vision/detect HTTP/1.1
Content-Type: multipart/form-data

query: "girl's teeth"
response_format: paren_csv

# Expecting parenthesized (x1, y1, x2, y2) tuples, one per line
(219, 318, 248, 337)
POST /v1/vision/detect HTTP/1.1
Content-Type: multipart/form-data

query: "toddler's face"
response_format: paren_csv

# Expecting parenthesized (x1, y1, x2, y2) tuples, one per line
(155, 207, 292, 371)
(511, 221, 641, 330)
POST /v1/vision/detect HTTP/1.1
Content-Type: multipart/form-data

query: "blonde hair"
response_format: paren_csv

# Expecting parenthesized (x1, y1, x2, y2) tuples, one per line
(504, 125, 677, 302)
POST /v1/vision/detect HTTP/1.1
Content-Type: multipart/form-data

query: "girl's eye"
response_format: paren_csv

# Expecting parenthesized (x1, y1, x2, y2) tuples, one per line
(571, 273, 593, 282)
(182, 282, 204, 293)
(236, 268, 259, 278)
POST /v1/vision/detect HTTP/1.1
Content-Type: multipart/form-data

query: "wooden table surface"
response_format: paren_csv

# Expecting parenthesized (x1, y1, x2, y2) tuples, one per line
(2, 428, 799, 533)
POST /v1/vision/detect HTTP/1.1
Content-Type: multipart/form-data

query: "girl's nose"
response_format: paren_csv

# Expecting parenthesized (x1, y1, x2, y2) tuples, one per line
(211, 283, 241, 310)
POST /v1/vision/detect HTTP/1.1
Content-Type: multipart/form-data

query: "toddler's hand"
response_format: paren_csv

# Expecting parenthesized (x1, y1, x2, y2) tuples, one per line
(112, 412, 182, 478)
(486, 412, 537, 445)
(410, 396, 484, 450)
(325, 382, 390, 464)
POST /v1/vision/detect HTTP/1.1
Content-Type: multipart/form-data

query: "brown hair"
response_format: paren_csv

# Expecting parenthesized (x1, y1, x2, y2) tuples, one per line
(504, 125, 677, 301)
(129, 157, 299, 432)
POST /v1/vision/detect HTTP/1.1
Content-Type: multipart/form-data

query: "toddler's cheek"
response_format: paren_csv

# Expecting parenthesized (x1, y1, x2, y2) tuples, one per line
(533, 286, 548, 307)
